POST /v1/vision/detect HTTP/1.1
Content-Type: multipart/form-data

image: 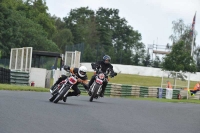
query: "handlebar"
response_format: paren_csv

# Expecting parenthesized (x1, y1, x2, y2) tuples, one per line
(69, 72, 78, 79)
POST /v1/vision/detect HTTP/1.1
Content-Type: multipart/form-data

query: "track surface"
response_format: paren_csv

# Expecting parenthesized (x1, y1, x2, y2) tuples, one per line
(0, 90, 200, 133)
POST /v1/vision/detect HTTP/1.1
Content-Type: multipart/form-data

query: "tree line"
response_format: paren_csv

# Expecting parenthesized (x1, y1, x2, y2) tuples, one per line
(0, 0, 199, 72)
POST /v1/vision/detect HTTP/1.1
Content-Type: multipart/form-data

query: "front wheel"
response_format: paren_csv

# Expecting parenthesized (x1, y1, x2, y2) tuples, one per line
(53, 85, 70, 103)
(49, 94, 57, 102)
(89, 83, 101, 102)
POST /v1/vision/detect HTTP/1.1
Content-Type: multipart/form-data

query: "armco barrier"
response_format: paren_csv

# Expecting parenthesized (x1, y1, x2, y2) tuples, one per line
(78, 82, 188, 99)
(10, 71, 29, 85)
(140, 87, 149, 97)
(110, 83, 122, 96)
(148, 87, 157, 97)
(121, 85, 132, 96)
(157, 88, 188, 99)
(131, 85, 140, 97)
(189, 91, 200, 100)
(0, 67, 10, 84)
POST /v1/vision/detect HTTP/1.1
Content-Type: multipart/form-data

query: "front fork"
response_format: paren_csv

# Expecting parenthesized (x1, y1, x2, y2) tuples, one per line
(90, 82, 102, 95)
(57, 84, 72, 98)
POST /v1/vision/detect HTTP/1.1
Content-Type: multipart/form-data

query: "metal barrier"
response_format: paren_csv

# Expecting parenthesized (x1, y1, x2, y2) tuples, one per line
(78, 82, 188, 99)
(0, 67, 10, 84)
(10, 71, 29, 85)
(157, 88, 187, 99)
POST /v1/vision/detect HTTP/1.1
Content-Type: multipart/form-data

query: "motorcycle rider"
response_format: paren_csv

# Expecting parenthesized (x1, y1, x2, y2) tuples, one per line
(88, 55, 117, 97)
(50, 65, 88, 102)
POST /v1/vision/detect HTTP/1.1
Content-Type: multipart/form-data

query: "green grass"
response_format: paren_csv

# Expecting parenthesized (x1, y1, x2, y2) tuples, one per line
(87, 72, 197, 88)
(122, 96, 200, 104)
(0, 84, 48, 92)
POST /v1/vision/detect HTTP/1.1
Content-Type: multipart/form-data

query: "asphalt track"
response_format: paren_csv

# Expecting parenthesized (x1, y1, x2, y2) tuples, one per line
(0, 90, 200, 133)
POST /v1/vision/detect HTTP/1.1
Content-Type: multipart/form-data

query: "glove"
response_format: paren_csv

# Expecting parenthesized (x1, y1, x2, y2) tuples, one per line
(77, 78, 83, 83)
(91, 63, 96, 69)
(110, 72, 117, 77)
(114, 72, 117, 76)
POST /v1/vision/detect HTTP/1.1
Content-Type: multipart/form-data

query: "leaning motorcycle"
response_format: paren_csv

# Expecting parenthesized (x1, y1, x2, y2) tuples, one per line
(49, 73, 78, 103)
(88, 67, 117, 102)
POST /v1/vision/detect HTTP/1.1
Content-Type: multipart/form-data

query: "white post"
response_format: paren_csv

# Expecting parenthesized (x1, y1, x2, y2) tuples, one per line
(9, 49, 13, 70)
(73, 51, 78, 67)
(64, 51, 67, 66)
(161, 71, 164, 88)
(29, 47, 33, 72)
(21, 48, 24, 71)
(71, 52, 74, 67)
(25, 48, 28, 72)
(15, 49, 18, 70)
(174, 72, 177, 89)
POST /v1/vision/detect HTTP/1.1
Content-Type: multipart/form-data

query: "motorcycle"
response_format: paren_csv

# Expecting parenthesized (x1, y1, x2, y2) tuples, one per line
(49, 72, 78, 103)
(88, 64, 117, 102)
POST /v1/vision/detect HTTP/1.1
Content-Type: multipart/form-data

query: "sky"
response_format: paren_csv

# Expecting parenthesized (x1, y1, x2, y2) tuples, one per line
(45, 0, 200, 52)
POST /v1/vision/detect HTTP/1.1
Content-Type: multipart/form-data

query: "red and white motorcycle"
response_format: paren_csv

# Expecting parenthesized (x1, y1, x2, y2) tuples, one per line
(49, 73, 78, 103)
(89, 65, 117, 102)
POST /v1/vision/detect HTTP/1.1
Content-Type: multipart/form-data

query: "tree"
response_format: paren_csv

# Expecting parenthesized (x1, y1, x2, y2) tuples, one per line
(0, 2, 59, 57)
(169, 19, 185, 43)
(52, 16, 66, 30)
(52, 28, 73, 53)
(24, 0, 56, 38)
(95, 8, 143, 64)
(142, 54, 151, 66)
(63, 7, 95, 45)
(162, 41, 196, 73)
(153, 56, 161, 68)
(169, 19, 197, 51)
(82, 44, 96, 62)
(132, 53, 140, 65)
(194, 46, 200, 72)
(166, 19, 198, 72)
(63, 7, 144, 65)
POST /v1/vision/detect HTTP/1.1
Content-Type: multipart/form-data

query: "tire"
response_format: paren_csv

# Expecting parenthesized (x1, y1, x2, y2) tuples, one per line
(89, 83, 100, 102)
(49, 94, 57, 102)
(49, 86, 60, 102)
(53, 85, 70, 103)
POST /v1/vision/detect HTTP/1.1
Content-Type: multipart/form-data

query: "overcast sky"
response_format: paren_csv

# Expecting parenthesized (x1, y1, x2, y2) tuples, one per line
(46, 0, 200, 50)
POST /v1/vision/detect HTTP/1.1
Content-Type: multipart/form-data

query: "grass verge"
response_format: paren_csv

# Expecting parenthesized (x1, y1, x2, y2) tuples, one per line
(86, 72, 197, 88)
(0, 84, 49, 92)
(120, 96, 200, 104)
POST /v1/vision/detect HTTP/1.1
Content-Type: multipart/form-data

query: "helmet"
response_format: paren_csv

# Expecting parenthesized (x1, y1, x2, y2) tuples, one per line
(103, 55, 111, 64)
(63, 65, 70, 71)
(78, 66, 87, 77)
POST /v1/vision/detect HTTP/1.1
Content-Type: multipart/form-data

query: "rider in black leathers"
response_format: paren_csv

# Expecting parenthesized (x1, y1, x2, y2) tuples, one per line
(88, 55, 117, 97)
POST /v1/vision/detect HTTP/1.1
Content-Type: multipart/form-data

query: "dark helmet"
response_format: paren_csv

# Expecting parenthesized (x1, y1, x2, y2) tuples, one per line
(63, 65, 70, 71)
(103, 55, 111, 64)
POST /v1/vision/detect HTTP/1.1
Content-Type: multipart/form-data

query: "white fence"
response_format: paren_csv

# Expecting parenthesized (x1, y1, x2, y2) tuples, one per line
(80, 63, 200, 82)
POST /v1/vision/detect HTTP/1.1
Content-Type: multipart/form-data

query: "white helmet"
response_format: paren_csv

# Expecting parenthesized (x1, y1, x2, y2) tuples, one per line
(78, 66, 87, 77)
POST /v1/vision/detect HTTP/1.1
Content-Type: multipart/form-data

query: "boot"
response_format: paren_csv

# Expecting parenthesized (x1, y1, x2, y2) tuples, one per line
(100, 89, 105, 97)
(63, 96, 67, 102)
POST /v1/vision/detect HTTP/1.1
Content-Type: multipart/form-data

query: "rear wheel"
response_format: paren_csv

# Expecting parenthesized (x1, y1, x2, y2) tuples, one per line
(53, 85, 70, 103)
(90, 84, 100, 102)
